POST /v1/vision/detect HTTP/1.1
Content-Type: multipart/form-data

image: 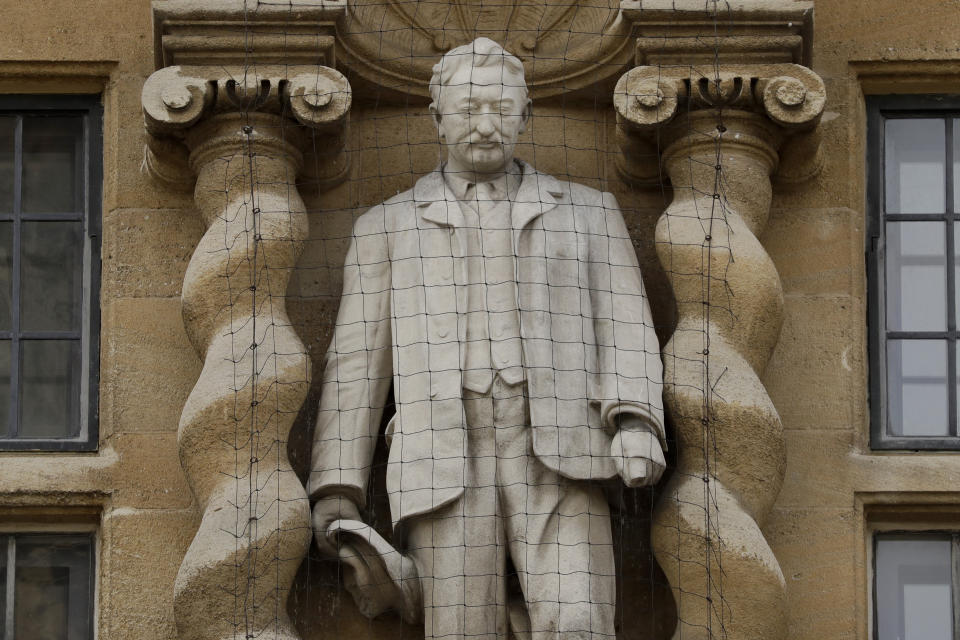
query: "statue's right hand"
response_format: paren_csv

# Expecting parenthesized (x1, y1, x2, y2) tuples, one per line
(312, 494, 363, 558)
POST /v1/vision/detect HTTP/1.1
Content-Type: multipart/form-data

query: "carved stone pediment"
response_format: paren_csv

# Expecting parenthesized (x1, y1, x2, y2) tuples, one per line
(338, 0, 635, 98)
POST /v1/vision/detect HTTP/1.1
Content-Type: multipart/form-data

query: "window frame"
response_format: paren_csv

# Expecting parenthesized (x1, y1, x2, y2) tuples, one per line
(0, 530, 96, 640)
(0, 95, 102, 452)
(872, 531, 960, 639)
(867, 94, 960, 450)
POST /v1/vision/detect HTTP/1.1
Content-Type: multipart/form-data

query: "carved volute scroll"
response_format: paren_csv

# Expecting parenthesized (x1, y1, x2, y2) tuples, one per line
(614, 2, 822, 638)
(143, 65, 352, 192)
(143, 6, 351, 635)
(614, 64, 824, 183)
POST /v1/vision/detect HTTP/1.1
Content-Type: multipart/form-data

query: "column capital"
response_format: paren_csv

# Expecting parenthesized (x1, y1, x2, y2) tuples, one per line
(141, 64, 351, 190)
(614, 63, 824, 184)
(614, 63, 824, 131)
(614, 0, 822, 183)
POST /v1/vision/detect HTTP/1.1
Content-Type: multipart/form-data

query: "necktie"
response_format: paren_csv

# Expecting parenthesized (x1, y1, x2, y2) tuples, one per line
(476, 181, 524, 387)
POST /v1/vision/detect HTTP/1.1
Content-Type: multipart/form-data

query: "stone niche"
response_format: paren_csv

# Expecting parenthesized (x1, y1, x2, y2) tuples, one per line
(144, 1, 820, 639)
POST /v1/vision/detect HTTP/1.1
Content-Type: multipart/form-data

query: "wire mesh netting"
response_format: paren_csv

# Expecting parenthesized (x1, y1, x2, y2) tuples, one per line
(169, 2, 756, 639)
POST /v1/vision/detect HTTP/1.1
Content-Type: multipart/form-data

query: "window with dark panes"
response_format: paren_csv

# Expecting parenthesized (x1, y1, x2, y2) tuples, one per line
(868, 96, 960, 449)
(0, 533, 95, 640)
(0, 97, 101, 450)
(873, 533, 957, 640)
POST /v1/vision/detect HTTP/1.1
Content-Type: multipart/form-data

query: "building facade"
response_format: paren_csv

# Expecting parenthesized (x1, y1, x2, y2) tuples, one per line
(0, 0, 956, 639)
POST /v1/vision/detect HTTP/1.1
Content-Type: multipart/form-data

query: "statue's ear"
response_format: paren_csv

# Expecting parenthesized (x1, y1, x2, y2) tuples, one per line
(518, 99, 532, 134)
(429, 102, 443, 137)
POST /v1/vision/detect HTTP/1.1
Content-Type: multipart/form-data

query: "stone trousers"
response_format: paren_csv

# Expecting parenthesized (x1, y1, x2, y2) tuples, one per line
(404, 377, 616, 640)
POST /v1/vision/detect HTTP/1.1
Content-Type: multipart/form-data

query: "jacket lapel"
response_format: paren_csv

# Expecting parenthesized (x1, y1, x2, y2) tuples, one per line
(512, 161, 563, 231)
(416, 162, 564, 231)
(414, 167, 465, 229)
(412, 167, 467, 338)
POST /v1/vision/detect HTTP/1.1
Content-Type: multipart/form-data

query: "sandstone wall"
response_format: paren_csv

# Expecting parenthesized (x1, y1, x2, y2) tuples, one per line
(0, 0, 955, 638)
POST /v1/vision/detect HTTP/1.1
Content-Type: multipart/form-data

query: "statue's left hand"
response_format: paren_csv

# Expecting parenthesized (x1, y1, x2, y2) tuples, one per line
(611, 426, 666, 488)
(312, 494, 363, 558)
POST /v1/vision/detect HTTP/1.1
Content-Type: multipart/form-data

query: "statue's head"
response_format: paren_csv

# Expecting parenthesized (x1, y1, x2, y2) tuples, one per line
(429, 37, 531, 176)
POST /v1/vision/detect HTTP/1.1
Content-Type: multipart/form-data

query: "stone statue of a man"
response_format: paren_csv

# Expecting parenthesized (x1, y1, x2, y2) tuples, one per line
(310, 37, 666, 640)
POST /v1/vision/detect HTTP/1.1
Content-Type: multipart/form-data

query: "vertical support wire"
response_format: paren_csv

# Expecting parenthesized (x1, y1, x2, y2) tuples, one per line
(241, 2, 262, 632)
(703, 3, 729, 636)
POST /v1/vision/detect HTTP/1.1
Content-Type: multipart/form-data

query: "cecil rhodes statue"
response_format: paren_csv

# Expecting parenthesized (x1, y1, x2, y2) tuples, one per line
(309, 37, 666, 640)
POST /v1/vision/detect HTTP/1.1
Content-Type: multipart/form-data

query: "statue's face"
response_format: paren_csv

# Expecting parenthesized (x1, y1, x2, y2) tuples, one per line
(433, 62, 530, 176)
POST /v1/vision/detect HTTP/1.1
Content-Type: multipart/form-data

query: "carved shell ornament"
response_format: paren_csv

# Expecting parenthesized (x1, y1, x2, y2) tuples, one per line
(338, 0, 633, 98)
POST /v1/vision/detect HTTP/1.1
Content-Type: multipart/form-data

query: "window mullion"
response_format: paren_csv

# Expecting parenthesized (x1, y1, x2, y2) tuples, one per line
(948, 118, 958, 436)
(949, 117, 957, 218)
(9, 117, 21, 440)
(872, 105, 888, 445)
(4, 536, 14, 640)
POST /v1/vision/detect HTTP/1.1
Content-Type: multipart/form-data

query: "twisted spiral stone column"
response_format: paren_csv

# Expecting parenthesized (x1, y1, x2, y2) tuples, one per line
(615, 65, 824, 639)
(142, 66, 351, 640)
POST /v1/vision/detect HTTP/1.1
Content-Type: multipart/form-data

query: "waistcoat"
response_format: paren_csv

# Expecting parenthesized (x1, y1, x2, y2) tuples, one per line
(458, 180, 524, 393)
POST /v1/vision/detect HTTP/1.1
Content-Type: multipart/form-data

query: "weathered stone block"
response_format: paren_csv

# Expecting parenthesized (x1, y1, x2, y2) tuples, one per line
(103, 208, 203, 299)
(100, 298, 199, 437)
(765, 508, 859, 640)
(764, 207, 859, 296)
(765, 294, 863, 432)
(108, 432, 192, 509)
(100, 507, 195, 640)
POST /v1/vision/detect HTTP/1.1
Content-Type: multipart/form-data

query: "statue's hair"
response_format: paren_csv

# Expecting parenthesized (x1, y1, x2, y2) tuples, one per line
(429, 37, 527, 110)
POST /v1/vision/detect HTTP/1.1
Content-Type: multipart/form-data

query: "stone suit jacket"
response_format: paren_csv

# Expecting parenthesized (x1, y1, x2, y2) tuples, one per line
(309, 161, 665, 527)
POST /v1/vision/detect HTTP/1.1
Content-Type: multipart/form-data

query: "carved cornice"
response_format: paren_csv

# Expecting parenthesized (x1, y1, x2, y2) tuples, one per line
(152, 0, 345, 68)
(141, 64, 351, 190)
(150, 0, 814, 104)
(621, 0, 814, 66)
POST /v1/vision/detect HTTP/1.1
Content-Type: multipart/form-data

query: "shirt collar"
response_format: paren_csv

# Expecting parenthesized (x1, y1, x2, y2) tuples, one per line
(442, 161, 523, 201)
